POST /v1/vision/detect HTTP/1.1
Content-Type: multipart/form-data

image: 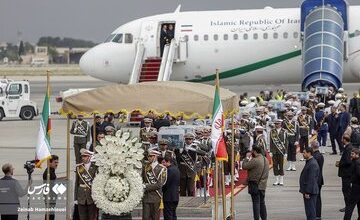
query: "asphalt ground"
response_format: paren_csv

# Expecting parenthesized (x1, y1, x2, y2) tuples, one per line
(0, 75, 359, 219)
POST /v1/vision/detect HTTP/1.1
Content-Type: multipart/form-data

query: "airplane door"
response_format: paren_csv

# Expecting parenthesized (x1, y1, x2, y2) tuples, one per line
(140, 21, 158, 57)
(177, 36, 188, 62)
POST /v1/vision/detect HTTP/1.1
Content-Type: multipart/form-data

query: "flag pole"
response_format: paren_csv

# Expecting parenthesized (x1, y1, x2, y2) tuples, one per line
(66, 115, 71, 220)
(221, 161, 227, 220)
(230, 112, 235, 219)
(93, 114, 96, 150)
(46, 71, 51, 220)
(214, 69, 220, 220)
(214, 159, 219, 220)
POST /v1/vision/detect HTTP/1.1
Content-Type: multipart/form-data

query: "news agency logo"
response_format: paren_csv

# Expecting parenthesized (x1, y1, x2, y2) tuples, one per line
(27, 183, 66, 196)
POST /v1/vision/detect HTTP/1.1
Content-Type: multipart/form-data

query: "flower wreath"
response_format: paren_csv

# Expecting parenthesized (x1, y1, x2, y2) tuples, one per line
(91, 130, 145, 215)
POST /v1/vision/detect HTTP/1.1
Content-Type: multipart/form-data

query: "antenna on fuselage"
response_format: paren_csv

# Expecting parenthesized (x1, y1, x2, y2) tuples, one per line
(174, 5, 181, 13)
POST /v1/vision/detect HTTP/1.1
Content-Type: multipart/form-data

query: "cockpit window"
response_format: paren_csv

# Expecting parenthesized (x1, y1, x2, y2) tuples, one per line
(124, 34, 133, 44)
(112, 34, 123, 43)
(104, 34, 116, 42)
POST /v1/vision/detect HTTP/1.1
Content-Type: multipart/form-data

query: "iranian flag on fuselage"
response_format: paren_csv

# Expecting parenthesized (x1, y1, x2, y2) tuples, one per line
(211, 81, 228, 161)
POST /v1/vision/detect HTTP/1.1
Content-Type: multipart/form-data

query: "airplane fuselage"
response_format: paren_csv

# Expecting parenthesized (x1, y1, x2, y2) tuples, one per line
(79, 6, 360, 85)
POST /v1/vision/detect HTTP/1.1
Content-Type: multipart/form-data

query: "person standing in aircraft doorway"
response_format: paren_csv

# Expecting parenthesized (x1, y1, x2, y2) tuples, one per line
(160, 24, 168, 57)
(167, 24, 175, 44)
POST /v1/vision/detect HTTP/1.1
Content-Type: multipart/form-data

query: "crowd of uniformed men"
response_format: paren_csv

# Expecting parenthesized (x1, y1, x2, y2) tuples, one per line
(67, 87, 360, 220)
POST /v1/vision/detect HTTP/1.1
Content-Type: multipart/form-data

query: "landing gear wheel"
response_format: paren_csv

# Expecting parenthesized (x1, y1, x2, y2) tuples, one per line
(0, 108, 4, 121)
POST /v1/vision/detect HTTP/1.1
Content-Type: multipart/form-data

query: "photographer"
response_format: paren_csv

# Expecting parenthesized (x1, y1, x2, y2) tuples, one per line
(0, 163, 29, 220)
(242, 146, 269, 220)
(42, 155, 59, 220)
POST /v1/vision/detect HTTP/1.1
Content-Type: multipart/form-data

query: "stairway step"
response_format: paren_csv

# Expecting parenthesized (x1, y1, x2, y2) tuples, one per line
(140, 76, 159, 80)
(145, 58, 161, 63)
(141, 67, 160, 71)
(139, 79, 158, 82)
(141, 70, 160, 75)
(142, 63, 161, 68)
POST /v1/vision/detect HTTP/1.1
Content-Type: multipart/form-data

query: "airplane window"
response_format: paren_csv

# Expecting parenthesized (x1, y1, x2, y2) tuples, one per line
(233, 34, 238, 40)
(253, 33, 258, 40)
(204, 35, 209, 41)
(124, 34, 133, 44)
(112, 34, 123, 43)
(243, 33, 248, 40)
(214, 34, 219, 41)
(194, 35, 199, 41)
(24, 84, 28, 93)
(104, 34, 116, 42)
(283, 32, 289, 39)
(273, 32, 278, 39)
(223, 34, 228, 40)
(293, 32, 299, 39)
(263, 33, 268, 39)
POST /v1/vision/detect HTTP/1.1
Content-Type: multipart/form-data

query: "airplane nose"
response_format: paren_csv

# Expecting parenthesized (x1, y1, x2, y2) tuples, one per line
(79, 47, 97, 77)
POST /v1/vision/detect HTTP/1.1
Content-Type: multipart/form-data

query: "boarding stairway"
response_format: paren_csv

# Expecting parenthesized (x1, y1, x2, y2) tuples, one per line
(301, 0, 348, 90)
(129, 39, 177, 84)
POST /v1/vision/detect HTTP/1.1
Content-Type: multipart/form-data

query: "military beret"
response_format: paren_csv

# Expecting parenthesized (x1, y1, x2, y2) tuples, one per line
(148, 149, 161, 156)
(274, 119, 283, 123)
(148, 131, 158, 137)
(144, 118, 153, 123)
(184, 133, 195, 139)
(80, 148, 94, 156)
(105, 126, 115, 132)
(351, 117, 358, 124)
(158, 139, 169, 145)
(328, 100, 335, 105)
(317, 102, 325, 108)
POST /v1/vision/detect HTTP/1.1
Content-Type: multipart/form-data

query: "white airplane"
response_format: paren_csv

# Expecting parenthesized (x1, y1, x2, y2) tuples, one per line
(79, 2, 360, 90)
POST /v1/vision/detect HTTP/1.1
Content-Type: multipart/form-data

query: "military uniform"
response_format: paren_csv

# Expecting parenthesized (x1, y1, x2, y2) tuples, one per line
(175, 133, 206, 196)
(74, 160, 97, 220)
(254, 133, 267, 156)
(298, 108, 313, 152)
(270, 120, 288, 185)
(283, 114, 299, 162)
(140, 127, 157, 142)
(70, 118, 90, 163)
(142, 157, 167, 220)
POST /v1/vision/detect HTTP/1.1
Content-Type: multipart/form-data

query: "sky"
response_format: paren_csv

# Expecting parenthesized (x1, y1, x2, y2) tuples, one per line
(0, 0, 358, 44)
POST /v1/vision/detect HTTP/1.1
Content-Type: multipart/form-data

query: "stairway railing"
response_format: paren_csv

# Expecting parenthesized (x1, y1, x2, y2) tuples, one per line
(158, 40, 176, 81)
(157, 44, 170, 81)
(129, 41, 145, 84)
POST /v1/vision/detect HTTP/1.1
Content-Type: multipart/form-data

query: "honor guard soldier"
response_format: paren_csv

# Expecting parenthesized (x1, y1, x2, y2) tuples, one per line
(298, 106, 313, 153)
(270, 119, 288, 186)
(158, 139, 177, 166)
(148, 131, 159, 150)
(74, 149, 97, 220)
(140, 118, 157, 142)
(175, 133, 206, 196)
(142, 149, 167, 220)
(283, 111, 300, 171)
(253, 126, 268, 156)
(70, 114, 90, 164)
(315, 103, 328, 153)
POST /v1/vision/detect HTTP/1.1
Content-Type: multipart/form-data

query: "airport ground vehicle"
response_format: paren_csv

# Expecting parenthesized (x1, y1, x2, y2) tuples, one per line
(0, 80, 38, 120)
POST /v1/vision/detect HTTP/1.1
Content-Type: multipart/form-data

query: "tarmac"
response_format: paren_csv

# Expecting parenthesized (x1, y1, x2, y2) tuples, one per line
(0, 75, 359, 219)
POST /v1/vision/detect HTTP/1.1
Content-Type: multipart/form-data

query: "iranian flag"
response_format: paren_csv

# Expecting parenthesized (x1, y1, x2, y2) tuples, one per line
(35, 82, 52, 168)
(211, 80, 228, 161)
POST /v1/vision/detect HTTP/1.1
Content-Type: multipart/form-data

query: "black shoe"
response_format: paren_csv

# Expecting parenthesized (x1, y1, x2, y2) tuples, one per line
(339, 208, 345, 212)
(330, 152, 337, 155)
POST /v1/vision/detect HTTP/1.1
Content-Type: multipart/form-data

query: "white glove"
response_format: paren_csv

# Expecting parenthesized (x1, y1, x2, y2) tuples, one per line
(284, 154, 288, 158)
(269, 152, 273, 157)
(86, 142, 91, 149)
(74, 200, 78, 205)
(294, 141, 299, 146)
